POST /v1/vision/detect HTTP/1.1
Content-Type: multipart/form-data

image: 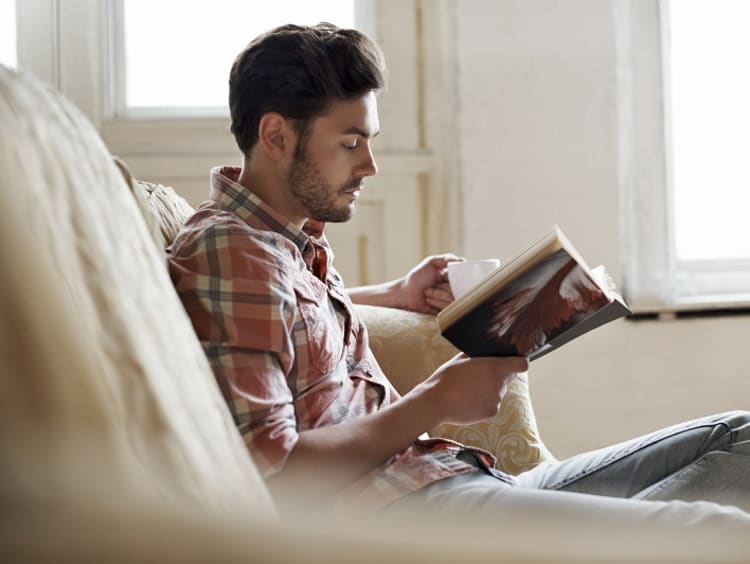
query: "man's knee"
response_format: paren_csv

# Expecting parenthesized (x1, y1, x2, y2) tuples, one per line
(714, 410, 750, 432)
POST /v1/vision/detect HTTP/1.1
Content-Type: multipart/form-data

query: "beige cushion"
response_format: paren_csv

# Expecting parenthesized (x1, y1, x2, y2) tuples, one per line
(138, 179, 195, 247)
(360, 304, 556, 474)
(0, 67, 274, 520)
(114, 157, 194, 249)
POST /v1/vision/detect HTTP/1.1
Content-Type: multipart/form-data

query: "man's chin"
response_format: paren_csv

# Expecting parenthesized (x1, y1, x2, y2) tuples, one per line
(315, 205, 356, 223)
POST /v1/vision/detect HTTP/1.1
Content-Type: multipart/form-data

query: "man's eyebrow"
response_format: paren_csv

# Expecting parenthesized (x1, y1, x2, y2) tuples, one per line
(342, 126, 380, 138)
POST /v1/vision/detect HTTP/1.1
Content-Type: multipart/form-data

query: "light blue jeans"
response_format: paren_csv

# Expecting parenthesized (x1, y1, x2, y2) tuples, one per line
(392, 411, 750, 528)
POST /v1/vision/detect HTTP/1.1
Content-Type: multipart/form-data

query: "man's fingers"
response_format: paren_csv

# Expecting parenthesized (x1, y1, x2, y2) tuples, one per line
(424, 290, 453, 312)
(432, 254, 465, 270)
(426, 286, 454, 302)
(472, 355, 529, 374)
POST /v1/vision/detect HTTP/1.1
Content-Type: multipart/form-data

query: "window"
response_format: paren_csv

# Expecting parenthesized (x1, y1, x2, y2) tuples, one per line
(12, 0, 459, 284)
(116, 0, 356, 116)
(0, 0, 16, 69)
(667, 0, 750, 264)
(619, 0, 750, 311)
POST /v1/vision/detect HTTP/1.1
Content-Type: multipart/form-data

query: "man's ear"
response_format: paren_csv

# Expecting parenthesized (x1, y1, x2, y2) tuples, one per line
(257, 113, 293, 161)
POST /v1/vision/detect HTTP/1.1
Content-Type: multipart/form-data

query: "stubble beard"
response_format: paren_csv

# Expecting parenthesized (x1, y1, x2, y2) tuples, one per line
(287, 149, 361, 223)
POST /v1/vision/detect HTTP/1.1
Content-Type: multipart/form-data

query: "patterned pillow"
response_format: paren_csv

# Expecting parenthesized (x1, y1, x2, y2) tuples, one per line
(358, 304, 557, 474)
(114, 157, 195, 250)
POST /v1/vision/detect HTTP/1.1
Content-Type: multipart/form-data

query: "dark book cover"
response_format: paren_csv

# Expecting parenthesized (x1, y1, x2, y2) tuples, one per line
(438, 229, 631, 360)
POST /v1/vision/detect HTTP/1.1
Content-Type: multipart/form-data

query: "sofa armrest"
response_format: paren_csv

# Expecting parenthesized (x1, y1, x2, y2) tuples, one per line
(356, 304, 556, 474)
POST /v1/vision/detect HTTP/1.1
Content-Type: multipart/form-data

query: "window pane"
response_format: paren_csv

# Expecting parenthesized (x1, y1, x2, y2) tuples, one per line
(123, 0, 356, 109)
(0, 0, 16, 68)
(668, 0, 750, 261)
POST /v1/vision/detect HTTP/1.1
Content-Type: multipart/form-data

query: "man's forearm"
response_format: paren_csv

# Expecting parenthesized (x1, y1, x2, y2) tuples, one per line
(265, 354, 527, 509)
(347, 279, 405, 308)
(266, 385, 439, 503)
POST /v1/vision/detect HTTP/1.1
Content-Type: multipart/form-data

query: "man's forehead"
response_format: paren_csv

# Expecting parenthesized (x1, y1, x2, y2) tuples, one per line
(318, 93, 380, 136)
(341, 126, 380, 139)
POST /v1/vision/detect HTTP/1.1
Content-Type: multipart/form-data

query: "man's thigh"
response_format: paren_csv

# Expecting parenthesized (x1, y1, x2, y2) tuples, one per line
(389, 470, 750, 530)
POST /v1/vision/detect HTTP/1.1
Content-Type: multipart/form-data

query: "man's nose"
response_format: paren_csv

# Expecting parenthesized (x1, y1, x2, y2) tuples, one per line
(359, 145, 378, 177)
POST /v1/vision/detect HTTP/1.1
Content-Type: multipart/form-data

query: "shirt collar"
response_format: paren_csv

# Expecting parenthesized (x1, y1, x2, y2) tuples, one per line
(211, 166, 325, 251)
(209, 166, 329, 256)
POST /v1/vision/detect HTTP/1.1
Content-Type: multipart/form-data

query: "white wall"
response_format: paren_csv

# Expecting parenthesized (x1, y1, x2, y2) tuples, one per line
(455, 0, 750, 458)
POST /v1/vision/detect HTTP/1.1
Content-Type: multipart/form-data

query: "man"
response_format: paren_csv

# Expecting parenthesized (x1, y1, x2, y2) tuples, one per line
(169, 23, 750, 524)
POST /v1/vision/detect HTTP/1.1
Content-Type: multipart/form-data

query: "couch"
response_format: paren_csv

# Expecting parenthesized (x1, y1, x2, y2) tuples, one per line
(1, 65, 748, 563)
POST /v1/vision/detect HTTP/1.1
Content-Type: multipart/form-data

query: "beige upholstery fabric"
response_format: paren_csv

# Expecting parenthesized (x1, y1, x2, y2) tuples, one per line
(0, 67, 274, 520)
(359, 305, 556, 473)
(138, 180, 196, 247)
(114, 156, 194, 250)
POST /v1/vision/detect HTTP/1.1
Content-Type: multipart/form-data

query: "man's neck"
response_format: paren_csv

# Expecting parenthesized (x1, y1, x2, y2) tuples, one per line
(237, 160, 307, 228)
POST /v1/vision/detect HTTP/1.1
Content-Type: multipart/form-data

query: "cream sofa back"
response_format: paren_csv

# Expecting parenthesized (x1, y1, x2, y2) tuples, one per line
(0, 66, 274, 519)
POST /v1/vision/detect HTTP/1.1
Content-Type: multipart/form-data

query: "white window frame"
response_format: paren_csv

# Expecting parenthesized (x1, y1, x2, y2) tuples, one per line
(17, 1, 372, 144)
(616, 0, 750, 313)
(106, 0, 373, 120)
(12, 0, 385, 183)
(13, 0, 462, 283)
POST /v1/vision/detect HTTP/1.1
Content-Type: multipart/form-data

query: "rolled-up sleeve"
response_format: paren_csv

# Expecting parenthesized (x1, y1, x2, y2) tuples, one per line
(169, 221, 300, 477)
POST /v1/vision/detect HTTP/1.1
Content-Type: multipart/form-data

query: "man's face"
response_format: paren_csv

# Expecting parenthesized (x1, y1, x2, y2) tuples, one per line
(287, 91, 379, 223)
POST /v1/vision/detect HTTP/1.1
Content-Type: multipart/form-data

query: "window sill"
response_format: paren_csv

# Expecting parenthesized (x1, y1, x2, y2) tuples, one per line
(627, 294, 750, 320)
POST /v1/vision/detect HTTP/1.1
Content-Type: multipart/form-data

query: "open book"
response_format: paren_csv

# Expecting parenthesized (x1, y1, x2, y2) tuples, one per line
(437, 226, 631, 361)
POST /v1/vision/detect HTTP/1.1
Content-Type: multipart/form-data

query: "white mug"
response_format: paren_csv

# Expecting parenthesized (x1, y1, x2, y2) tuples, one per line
(447, 259, 501, 298)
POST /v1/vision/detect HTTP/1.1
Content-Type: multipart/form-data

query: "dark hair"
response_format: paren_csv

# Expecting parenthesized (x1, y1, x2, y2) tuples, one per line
(229, 23, 386, 157)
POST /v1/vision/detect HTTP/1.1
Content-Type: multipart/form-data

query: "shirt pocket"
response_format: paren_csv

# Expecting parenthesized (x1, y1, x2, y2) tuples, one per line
(348, 356, 391, 406)
(294, 276, 345, 379)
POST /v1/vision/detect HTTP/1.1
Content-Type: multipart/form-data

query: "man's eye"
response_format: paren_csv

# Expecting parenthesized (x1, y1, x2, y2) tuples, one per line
(343, 140, 359, 150)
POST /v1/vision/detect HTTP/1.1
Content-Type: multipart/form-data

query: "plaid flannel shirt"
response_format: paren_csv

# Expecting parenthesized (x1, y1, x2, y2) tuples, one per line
(168, 166, 492, 509)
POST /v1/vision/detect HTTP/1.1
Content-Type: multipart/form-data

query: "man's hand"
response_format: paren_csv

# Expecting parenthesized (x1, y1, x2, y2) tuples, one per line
(268, 351, 528, 509)
(398, 254, 464, 314)
(416, 353, 529, 425)
(347, 253, 464, 313)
